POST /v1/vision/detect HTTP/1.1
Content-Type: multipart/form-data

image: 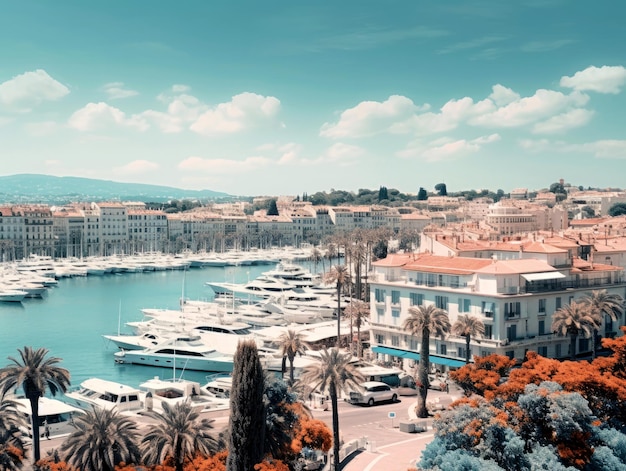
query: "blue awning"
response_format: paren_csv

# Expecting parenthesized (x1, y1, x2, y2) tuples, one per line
(372, 345, 466, 368)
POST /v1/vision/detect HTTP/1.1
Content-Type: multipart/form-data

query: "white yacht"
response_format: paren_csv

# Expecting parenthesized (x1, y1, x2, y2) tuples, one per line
(64, 378, 144, 412)
(103, 331, 180, 351)
(203, 374, 233, 399)
(262, 261, 321, 288)
(138, 376, 229, 412)
(205, 275, 296, 301)
(13, 395, 83, 439)
(113, 335, 235, 373)
(0, 286, 28, 302)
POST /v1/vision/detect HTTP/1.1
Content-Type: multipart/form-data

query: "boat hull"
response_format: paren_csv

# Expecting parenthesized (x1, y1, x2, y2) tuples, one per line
(114, 351, 234, 373)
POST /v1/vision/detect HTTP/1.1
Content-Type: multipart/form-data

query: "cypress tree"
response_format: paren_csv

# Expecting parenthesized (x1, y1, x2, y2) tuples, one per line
(226, 340, 266, 471)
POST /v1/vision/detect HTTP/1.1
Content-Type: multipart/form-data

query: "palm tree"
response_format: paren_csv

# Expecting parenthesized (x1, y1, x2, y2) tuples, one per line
(324, 264, 350, 348)
(344, 300, 370, 358)
(580, 289, 625, 358)
(298, 348, 364, 471)
(142, 401, 218, 471)
(0, 394, 28, 471)
(61, 407, 141, 471)
(310, 247, 322, 274)
(403, 305, 451, 418)
(277, 329, 310, 386)
(452, 314, 485, 364)
(552, 300, 601, 360)
(0, 347, 70, 462)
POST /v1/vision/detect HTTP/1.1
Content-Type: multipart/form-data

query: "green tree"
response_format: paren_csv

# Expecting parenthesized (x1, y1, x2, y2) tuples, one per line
(226, 340, 266, 471)
(452, 315, 485, 364)
(608, 202, 626, 217)
(434, 183, 447, 196)
(277, 329, 310, 386)
(0, 394, 27, 471)
(417, 187, 428, 200)
(378, 186, 388, 202)
(581, 205, 595, 218)
(61, 407, 141, 471)
(142, 401, 218, 471)
(551, 301, 600, 360)
(580, 289, 624, 358)
(0, 347, 70, 462)
(267, 199, 279, 216)
(323, 265, 350, 348)
(298, 348, 364, 471)
(403, 305, 451, 418)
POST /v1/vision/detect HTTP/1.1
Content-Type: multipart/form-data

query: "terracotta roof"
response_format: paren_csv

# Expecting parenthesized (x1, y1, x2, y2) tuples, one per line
(403, 254, 494, 275)
(520, 241, 567, 254)
(371, 253, 415, 267)
(475, 259, 558, 275)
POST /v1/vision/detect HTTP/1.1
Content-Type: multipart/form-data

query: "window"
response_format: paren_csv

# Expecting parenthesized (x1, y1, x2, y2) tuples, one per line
(538, 298, 546, 314)
(458, 347, 466, 359)
(555, 344, 562, 358)
(391, 309, 400, 325)
(481, 301, 495, 317)
(435, 295, 448, 310)
(375, 334, 384, 345)
(377, 308, 384, 323)
(484, 324, 492, 339)
(427, 274, 436, 287)
(458, 298, 471, 313)
(505, 302, 521, 318)
(391, 290, 400, 304)
(450, 276, 460, 288)
(538, 346, 548, 357)
(409, 293, 424, 306)
(538, 320, 545, 335)
(375, 288, 386, 303)
(391, 335, 400, 347)
(556, 297, 562, 310)
(440, 344, 447, 355)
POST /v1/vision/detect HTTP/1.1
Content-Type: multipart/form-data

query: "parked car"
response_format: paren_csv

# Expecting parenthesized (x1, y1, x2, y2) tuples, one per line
(348, 381, 398, 406)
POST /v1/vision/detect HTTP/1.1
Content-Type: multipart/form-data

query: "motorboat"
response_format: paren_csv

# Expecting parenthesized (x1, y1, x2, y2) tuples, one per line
(0, 286, 28, 302)
(113, 335, 235, 373)
(203, 374, 233, 399)
(12, 395, 83, 439)
(205, 275, 296, 301)
(138, 376, 229, 412)
(262, 261, 321, 288)
(64, 378, 144, 412)
(103, 331, 181, 351)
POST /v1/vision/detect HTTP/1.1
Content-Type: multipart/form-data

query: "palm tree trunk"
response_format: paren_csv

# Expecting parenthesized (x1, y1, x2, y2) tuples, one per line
(465, 335, 471, 364)
(289, 356, 295, 386)
(416, 330, 430, 418)
(592, 328, 598, 360)
(330, 381, 340, 471)
(29, 395, 41, 462)
(570, 334, 577, 360)
(336, 283, 342, 349)
(357, 324, 362, 359)
(175, 440, 184, 471)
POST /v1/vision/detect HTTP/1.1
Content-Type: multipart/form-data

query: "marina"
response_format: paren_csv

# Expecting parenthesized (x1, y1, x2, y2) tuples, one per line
(0, 249, 331, 389)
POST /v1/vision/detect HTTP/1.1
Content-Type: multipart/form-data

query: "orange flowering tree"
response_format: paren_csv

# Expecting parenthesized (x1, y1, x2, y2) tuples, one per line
(419, 333, 626, 470)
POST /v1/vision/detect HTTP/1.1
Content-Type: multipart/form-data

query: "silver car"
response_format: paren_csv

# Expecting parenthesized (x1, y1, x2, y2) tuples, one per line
(349, 381, 398, 406)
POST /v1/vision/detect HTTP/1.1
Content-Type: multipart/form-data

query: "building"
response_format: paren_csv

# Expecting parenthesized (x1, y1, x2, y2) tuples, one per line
(368, 245, 625, 370)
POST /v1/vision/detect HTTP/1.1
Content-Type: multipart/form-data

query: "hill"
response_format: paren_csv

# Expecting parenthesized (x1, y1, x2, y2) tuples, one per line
(0, 174, 233, 204)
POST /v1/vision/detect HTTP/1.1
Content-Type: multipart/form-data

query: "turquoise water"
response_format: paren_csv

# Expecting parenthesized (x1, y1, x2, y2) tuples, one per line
(0, 263, 280, 389)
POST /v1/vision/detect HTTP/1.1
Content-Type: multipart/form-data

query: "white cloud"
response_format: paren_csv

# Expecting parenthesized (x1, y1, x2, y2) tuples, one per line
(532, 108, 594, 134)
(178, 155, 272, 174)
(518, 138, 554, 152)
(489, 84, 520, 106)
(68, 102, 149, 131)
(320, 95, 423, 138)
(0, 69, 69, 111)
(277, 143, 302, 164)
(113, 160, 160, 175)
(560, 65, 626, 94)
(320, 143, 364, 165)
(44, 159, 61, 167)
(102, 82, 138, 99)
(398, 133, 500, 161)
(172, 84, 190, 93)
(469, 89, 589, 128)
(190, 92, 281, 135)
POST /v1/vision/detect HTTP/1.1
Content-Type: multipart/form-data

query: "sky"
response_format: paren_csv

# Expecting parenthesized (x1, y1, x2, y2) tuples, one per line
(1, 1, 626, 197)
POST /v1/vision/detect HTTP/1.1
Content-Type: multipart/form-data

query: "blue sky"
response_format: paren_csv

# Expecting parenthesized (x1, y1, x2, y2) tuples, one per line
(1, 1, 625, 197)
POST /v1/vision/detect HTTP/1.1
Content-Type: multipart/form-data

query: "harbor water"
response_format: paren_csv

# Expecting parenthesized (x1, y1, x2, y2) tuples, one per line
(0, 261, 299, 389)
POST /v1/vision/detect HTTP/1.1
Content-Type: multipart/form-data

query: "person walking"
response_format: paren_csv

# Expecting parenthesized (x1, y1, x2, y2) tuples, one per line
(44, 420, 50, 440)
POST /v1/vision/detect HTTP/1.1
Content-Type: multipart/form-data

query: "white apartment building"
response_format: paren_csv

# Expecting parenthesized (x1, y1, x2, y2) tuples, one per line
(369, 249, 625, 370)
(93, 202, 128, 255)
(127, 209, 168, 252)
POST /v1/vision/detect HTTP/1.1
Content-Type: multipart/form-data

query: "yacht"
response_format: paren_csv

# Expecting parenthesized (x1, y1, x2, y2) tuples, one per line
(113, 335, 235, 373)
(203, 374, 233, 399)
(138, 376, 229, 412)
(0, 286, 28, 302)
(64, 378, 144, 412)
(13, 395, 83, 439)
(103, 331, 180, 351)
(262, 261, 321, 288)
(205, 275, 296, 301)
